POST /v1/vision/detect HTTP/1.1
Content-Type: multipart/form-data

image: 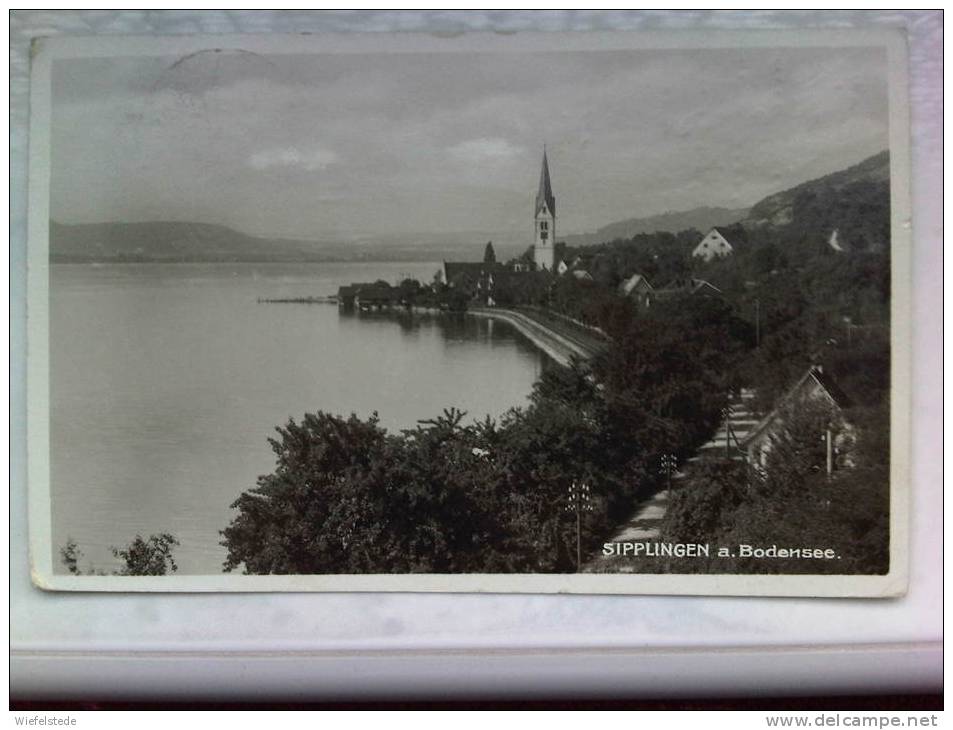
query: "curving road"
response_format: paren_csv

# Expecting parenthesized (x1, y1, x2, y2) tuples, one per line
(468, 307, 605, 367)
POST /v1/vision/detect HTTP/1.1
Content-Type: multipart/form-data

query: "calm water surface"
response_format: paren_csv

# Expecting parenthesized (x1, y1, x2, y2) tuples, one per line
(51, 262, 548, 574)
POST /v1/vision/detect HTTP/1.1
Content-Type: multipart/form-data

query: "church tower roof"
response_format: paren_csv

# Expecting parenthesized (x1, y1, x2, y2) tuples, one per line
(535, 148, 556, 217)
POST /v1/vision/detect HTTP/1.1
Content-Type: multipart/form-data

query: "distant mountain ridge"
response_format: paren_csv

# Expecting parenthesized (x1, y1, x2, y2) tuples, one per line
(50, 221, 323, 263)
(52, 151, 889, 264)
(562, 206, 750, 248)
(49, 221, 525, 264)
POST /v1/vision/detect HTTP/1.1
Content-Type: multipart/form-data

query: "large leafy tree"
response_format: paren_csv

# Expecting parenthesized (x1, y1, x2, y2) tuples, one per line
(221, 410, 518, 574)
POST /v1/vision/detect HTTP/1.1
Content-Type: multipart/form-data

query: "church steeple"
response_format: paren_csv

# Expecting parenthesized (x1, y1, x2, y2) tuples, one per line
(533, 146, 557, 271)
(535, 146, 556, 217)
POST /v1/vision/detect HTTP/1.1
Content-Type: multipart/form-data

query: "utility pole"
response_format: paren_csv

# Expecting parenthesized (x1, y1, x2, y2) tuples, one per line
(819, 426, 834, 479)
(566, 480, 593, 572)
(659, 454, 677, 491)
(721, 403, 734, 458)
(755, 299, 760, 348)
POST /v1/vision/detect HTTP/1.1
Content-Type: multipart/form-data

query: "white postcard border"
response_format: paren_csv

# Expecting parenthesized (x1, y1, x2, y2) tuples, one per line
(27, 28, 912, 596)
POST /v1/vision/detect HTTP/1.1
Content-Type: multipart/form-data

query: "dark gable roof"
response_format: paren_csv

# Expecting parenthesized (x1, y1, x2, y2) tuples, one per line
(810, 366, 853, 409)
(444, 262, 487, 283)
(741, 364, 853, 448)
(355, 284, 394, 302)
(708, 224, 748, 245)
(655, 278, 722, 297)
(692, 279, 722, 294)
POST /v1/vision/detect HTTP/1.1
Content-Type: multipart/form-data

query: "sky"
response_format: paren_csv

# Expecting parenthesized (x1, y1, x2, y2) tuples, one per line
(51, 44, 888, 243)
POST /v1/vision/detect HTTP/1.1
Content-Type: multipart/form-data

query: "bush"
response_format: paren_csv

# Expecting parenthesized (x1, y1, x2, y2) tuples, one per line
(60, 533, 180, 576)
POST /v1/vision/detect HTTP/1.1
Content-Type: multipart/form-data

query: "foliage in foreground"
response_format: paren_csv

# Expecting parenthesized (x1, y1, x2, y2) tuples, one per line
(60, 533, 180, 576)
(221, 297, 741, 575)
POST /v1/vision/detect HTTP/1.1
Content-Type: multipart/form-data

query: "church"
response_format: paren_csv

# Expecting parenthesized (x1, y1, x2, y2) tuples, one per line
(533, 147, 557, 271)
(443, 148, 562, 299)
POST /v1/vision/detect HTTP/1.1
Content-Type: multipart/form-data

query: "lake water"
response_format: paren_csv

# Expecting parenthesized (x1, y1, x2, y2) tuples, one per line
(50, 262, 549, 574)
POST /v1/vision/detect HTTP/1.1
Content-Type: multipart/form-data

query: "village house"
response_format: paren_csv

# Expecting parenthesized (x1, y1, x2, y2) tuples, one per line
(742, 365, 855, 477)
(692, 227, 735, 262)
(558, 253, 590, 278)
(337, 281, 398, 310)
(354, 283, 397, 311)
(443, 241, 510, 306)
(618, 273, 654, 308)
(336, 284, 357, 308)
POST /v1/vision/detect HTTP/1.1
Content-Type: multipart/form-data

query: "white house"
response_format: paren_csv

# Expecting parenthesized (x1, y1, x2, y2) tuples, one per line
(692, 228, 734, 262)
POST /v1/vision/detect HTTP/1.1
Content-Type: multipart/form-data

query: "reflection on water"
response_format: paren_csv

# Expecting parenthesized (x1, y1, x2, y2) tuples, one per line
(50, 262, 548, 574)
(340, 307, 546, 359)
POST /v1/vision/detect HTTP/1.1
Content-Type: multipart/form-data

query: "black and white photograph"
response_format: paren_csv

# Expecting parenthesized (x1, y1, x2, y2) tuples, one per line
(27, 29, 911, 594)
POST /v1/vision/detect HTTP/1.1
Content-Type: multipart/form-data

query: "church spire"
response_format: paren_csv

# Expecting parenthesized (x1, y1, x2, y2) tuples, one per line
(535, 146, 556, 217)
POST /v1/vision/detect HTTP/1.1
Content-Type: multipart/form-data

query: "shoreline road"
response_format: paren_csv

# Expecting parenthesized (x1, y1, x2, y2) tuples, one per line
(468, 307, 605, 367)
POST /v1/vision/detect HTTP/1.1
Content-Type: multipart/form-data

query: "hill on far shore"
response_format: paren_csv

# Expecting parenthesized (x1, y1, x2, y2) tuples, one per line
(562, 206, 750, 248)
(49, 221, 525, 264)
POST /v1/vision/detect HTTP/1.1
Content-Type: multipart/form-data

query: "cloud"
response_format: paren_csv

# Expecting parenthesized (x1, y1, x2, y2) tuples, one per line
(448, 137, 523, 164)
(52, 46, 888, 239)
(247, 146, 339, 171)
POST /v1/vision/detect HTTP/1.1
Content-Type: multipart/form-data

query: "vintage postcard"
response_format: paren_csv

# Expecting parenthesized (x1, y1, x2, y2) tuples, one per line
(27, 29, 911, 595)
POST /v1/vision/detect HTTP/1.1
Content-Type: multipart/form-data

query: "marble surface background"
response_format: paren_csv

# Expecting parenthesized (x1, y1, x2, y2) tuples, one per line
(10, 10, 942, 699)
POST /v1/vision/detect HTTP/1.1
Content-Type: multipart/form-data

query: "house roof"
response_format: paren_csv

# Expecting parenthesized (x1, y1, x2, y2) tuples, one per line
(741, 365, 853, 448)
(619, 273, 653, 295)
(810, 366, 853, 409)
(444, 262, 489, 282)
(535, 148, 556, 217)
(655, 278, 722, 297)
(355, 285, 395, 302)
(692, 229, 735, 260)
